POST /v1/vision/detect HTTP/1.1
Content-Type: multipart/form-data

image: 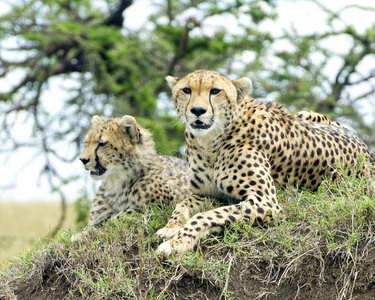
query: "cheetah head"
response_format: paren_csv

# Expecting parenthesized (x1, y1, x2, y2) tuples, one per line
(166, 70, 252, 137)
(80, 115, 156, 181)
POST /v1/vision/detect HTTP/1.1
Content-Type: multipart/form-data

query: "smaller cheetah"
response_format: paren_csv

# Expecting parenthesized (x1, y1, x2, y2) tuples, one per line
(72, 115, 190, 240)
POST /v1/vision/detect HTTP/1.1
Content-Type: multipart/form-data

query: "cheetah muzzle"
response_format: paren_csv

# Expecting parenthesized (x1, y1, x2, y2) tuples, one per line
(191, 118, 213, 130)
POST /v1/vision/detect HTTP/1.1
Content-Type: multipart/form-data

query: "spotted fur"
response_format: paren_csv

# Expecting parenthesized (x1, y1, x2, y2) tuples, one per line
(72, 115, 189, 240)
(295, 110, 342, 128)
(156, 69, 375, 256)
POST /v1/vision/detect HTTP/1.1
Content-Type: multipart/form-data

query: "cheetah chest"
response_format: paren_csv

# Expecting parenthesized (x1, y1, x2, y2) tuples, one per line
(188, 152, 219, 196)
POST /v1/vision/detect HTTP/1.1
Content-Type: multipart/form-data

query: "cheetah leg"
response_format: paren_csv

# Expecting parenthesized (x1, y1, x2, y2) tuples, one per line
(156, 195, 209, 240)
(157, 150, 282, 256)
(71, 192, 115, 241)
(71, 226, 93, 242)
(156, 198, 275, 257)
(369, 180, 375, 198)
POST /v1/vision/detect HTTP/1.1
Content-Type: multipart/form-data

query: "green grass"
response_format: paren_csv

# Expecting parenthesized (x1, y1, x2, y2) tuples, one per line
(1, 174, 375, 299)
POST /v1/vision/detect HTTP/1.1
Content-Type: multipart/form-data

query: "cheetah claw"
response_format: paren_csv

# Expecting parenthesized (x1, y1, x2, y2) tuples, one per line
(156, 240, 174, 257)
(156, 238, 194, 257)
(156, 223, 183, 240)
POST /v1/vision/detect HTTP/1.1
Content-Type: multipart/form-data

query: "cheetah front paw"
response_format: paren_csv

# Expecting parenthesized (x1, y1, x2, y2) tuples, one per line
(70, 231, 84, 242)
(156, 223, 183, 240)
(156, 240, 174, 257)
(369, 180, 375, 197)
(70, 226, 93, 242)
(156, 236, 194, 257)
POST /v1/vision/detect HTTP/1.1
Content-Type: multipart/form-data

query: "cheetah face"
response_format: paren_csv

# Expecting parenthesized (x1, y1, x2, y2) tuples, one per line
(80, 115, 150, 181)
(166, 70, 252, 137)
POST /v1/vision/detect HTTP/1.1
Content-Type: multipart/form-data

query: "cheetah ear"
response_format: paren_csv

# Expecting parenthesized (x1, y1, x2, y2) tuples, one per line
(92, 115, 102, 124)
(233, 77, 252, 102)
(166, 76, 180, 90)
(121, 115, 140, 143)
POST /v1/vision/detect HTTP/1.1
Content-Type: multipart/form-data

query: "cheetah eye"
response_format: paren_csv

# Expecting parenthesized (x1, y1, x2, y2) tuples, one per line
(182, 87, 191, 94)
(210, 88, 221, 95)
(98, 141, 108, 147)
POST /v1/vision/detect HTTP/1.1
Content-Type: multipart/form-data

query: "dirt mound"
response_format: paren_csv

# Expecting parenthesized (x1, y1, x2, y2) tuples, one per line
(2, 182, 375, 299)
(2, 234, 374, 300)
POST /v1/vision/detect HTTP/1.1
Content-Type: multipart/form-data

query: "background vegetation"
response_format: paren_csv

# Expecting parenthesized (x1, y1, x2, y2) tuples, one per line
(1, 0, 375, 240)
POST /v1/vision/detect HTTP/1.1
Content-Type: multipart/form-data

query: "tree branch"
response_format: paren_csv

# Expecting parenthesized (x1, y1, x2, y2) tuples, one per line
(352, 88, 375, 102)
(105, 0, 133, 27)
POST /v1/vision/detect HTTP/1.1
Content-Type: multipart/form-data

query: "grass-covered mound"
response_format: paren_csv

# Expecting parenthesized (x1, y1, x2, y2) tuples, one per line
(1, 174, 375, 299)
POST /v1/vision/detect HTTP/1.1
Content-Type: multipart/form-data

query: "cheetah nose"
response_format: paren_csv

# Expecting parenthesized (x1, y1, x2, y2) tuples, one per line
(191, 107, 207, 117)
(80, 158, 90, 165)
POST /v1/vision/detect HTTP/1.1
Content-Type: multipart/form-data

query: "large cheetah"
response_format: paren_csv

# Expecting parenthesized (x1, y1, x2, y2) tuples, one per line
(156, 69, 375, 256)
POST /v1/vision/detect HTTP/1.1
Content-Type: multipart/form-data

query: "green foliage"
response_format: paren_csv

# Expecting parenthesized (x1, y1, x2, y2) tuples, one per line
(1, 0, 279, 153)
